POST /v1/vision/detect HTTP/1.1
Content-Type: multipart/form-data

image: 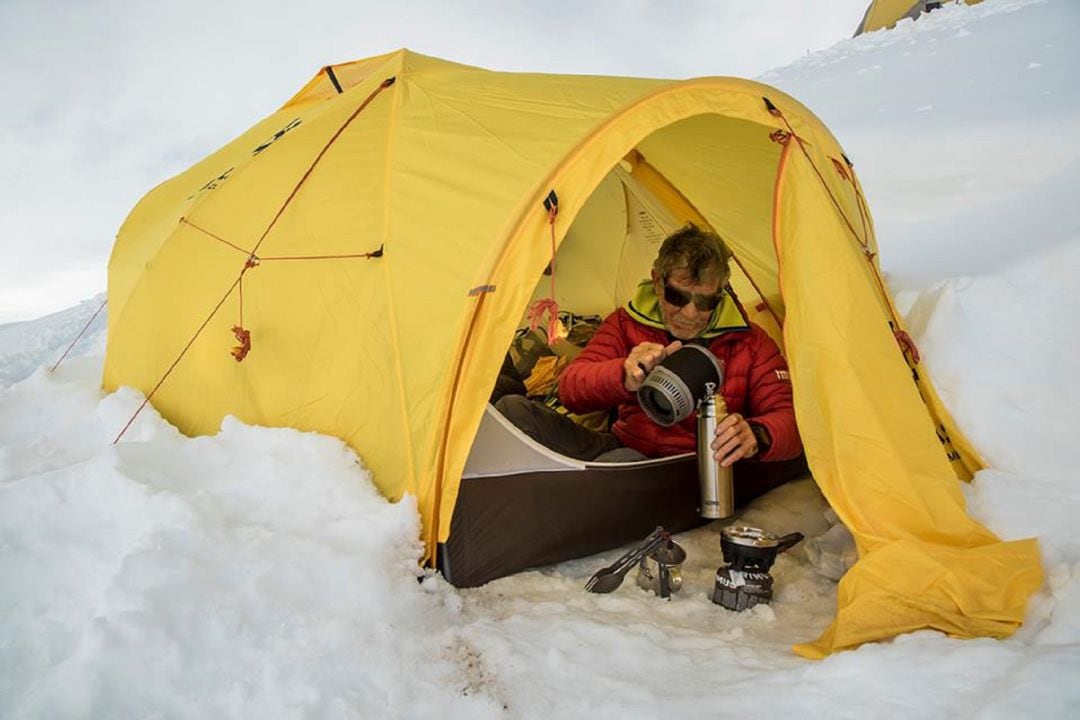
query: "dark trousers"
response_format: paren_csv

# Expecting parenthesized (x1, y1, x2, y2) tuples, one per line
(493, 396, 808, 489)
(494, 395, 647, 462)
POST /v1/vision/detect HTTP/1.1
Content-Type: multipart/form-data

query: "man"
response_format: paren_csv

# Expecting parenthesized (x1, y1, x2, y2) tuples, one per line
(496, 223, 801, 466)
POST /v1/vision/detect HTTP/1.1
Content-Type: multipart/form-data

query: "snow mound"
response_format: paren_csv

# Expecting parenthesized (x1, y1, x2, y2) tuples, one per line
(1, 366, 502, 718)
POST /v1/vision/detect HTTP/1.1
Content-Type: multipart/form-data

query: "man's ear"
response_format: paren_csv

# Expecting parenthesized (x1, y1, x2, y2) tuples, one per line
(651, 269, 661, 285)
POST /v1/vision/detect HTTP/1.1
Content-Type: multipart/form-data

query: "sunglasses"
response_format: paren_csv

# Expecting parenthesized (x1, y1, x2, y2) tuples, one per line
(662, 280, 725, 312)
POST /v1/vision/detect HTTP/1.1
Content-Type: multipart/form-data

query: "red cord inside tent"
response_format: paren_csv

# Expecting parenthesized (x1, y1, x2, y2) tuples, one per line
(526, 199, 563, 343)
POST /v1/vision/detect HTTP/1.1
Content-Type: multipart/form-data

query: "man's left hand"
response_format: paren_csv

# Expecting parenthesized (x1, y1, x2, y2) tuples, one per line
(711, 413, 757, 467)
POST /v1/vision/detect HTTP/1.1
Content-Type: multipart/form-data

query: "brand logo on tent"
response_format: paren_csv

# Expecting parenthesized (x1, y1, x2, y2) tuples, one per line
(186, 118, 304, 200)
(188, 168, 234, 200)
(936, 423, 962, 462)
(252, 118, 302, 156)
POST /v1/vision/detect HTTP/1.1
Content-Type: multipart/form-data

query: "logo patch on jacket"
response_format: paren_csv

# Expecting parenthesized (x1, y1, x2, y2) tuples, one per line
(775, 369, 790, 382)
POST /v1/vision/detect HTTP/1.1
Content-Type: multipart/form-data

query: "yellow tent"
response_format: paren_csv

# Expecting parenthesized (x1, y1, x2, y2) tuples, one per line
(104, 49, 1041, 657)
(855, 0, 985, 36)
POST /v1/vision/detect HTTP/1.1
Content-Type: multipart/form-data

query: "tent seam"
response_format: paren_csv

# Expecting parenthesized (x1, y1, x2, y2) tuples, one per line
(613, 181, 634, 306)
(377, 57, 418, 504)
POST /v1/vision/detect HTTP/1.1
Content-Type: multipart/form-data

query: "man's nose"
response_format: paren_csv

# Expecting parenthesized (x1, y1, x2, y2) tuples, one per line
(676, 303, 700, 318)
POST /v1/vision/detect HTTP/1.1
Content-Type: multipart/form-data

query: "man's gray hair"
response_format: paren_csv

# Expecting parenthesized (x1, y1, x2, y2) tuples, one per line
(653, 223, 734, 283)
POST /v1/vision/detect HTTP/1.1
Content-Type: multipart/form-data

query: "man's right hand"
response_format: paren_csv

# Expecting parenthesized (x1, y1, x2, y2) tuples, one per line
(623, 340, 683, 392)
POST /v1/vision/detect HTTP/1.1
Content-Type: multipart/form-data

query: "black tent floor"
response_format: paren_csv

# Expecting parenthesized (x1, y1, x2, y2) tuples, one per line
(438, 453, 809, 588)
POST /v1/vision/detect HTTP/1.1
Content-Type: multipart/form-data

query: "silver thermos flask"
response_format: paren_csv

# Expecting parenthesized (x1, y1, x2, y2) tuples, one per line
(697, 382, 735, 519)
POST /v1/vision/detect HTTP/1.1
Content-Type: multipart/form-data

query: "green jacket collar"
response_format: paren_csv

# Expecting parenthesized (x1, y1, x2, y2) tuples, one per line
(625, 280, 749, 340)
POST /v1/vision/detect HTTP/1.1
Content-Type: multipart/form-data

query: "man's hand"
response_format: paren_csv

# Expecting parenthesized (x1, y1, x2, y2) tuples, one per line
(623, 340, 682, 392)
(711, 413, 758, 467)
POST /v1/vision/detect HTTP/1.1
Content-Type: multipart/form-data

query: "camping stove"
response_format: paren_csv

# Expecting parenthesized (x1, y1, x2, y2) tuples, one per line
(712, 525, 803, 612)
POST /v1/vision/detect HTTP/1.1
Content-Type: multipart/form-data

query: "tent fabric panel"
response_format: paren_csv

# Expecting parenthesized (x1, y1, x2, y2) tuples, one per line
(254, 103, 391, 259)
(183, 83, 391, 264)
(106, 69, 414, 497)
(613, 162, 684, 306)
(103, 222, 249, 407)
(251, 71, 424, 500)
(106, 64, 396, 334)
(777, 150, 1043, 655)
(105, 213, 408, 497)
(523, 170, 628, 317)
(796, 538, 1043, 658)
(786, 141, 980, 480)
(780, 150, 992, 545)
(106, 93, 360, 344)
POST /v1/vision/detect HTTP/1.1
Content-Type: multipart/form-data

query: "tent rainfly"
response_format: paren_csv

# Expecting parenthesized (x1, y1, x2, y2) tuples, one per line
(104, 49, 1042, 658)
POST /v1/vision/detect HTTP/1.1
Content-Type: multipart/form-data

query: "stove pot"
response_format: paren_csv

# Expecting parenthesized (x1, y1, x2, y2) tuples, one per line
(720, 525, 804, 573)
(636, 540, 687, 598)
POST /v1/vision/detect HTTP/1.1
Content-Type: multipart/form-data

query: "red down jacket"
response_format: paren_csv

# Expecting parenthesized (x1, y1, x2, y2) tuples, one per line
(559, 286, 801, 462)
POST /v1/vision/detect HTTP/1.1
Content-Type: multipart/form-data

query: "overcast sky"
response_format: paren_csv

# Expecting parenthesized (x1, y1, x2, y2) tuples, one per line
(0, 0, 869, 323)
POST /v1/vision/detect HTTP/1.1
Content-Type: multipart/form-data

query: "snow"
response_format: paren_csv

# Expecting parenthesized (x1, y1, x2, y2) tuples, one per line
(3, 0, 1080, 716)
(0, 293, 106, 388)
